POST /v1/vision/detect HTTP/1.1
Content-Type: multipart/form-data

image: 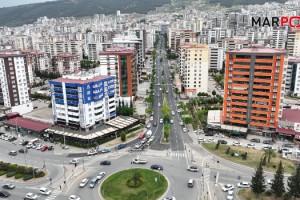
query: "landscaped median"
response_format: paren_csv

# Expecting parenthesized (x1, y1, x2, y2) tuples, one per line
(0, 161, 46, 181)
(238, 188, 291, 200)
(202, 143, 296, 174)
(100, 168, 168, 200)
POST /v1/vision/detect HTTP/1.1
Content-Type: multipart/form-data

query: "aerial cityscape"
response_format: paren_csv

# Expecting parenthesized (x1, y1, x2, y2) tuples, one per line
(0, 0, 300, 199)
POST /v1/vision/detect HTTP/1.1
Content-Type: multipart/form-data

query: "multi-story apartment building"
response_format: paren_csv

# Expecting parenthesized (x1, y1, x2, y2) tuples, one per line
(49, 72, 116, 130)
(271, 29, 287, 49)
(208, 28, 232, 44)
(285, 57, 300, 96)
(52, 53, 80, 75)
(287, 30, 300, 56)
(179, 43, 209, 97)
(168, 29, 197, 52)
(37, 40, 83, 59)
(209, 44, 224, 70)
(223, 46, 288, 131)
(0, 51, 33, 115)
(98, 47, 137, 106)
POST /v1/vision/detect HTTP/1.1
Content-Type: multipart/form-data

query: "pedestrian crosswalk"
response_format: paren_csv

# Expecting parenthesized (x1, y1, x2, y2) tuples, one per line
(171, 151, 186, 158)
(203, 167, 210, 182)
(45, 190, 61, 200)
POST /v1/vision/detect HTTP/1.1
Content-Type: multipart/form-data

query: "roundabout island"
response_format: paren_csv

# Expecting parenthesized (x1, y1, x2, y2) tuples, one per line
(100, 168, 168, 200)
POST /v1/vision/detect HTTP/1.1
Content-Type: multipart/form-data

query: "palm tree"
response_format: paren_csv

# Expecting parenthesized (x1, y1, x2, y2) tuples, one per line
(263, 149, 276, 163)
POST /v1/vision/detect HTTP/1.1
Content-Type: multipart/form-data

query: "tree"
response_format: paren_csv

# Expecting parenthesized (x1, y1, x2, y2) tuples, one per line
(215, 142, 220, 149)
(251, 159, 266, 195)
(120, 131, 126, 142)
(271, 161, 285, 197)
(287, 164, 300, 198)
(263, 149, 276, 163)
(145, 107, 153, 116)
(212, 90, 216, 96)
(182, 117, 192, 125)
(132, 172, 142, 186)
(163, 125, 170, 141)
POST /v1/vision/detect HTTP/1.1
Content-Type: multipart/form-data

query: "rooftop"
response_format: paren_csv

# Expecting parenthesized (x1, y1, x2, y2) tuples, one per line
(280, 108, 300, 123)
(50, 72, 111, 84)
(99, 47, 136, 55)
(228, 46, 288, 54)
(4, 117, 52, 132)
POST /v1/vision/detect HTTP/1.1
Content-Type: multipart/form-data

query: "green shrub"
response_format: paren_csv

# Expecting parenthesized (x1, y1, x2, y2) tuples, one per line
(0, 171, 7, 176)
(6, 171, 16, 178)
(23, 174, 33, 181)
(16, 166, 27, 174)
(231, 152, 235, 156)
(0, 162, 10, 171)
(272, 164, 277, 168)
(265, 190, 273, 196)
(35, 171, 45, 178)
(15, 174, 24, 179)
(8, 164, 18, 172)
(283, 193, 292, 200)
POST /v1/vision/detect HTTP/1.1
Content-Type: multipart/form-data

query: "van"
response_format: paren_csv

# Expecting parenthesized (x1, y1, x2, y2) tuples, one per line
(188, 179, 194, 188)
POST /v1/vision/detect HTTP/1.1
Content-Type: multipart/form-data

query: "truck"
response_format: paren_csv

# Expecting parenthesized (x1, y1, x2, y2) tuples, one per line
(132, 157, 148, 164)
(145, 130, 152, 139)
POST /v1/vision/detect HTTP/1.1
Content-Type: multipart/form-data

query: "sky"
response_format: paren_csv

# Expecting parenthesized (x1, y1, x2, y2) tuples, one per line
(0, 0, 57, 8)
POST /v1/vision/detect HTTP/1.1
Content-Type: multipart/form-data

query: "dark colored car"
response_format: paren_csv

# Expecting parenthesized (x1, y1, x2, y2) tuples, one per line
(100, 160, 111, 165)
(263, 140, 273, 145)
(22, 141, 29, 146)
(153, 121, 157, 127)
(283, 143, 294, 148)
(116, 144, 127, 150)
(0, 191, 10, 197)
(217, 139, 228, 144)
(8, 151, 17, 156)
(8, 137, 17, 142)
(0, 132, 4, 136)
(250, 138, 261, 143)
(48, 146, 54, 151)
(2, 184, 15, 190)
(18, 149, 26, 153)
(151, 164, 163, 171)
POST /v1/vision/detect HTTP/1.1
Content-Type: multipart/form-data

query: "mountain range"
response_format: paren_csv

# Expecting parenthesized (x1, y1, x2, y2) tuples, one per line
(0, 0, 288, 27)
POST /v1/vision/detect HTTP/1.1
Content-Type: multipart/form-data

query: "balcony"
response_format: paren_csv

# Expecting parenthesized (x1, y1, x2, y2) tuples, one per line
(229, 118, 247, 124)
(68, 117, 80, 122)
(68, 111, 79, 116)
(67, 106, 79, 110)
(231, 101, 247, 107)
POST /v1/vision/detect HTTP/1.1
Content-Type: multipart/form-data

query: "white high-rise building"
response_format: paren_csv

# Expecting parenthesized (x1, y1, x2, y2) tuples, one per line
(179, 43, 209, 97)
(0, 51, 33, 114)
(272, 29, 287, 49)
(209, 44, 224, 70)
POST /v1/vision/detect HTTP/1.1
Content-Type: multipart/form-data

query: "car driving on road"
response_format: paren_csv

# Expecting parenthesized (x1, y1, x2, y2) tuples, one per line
(187, 166, 199, 172)
(79, 178, 89, 188)
(222, 184, 234, 192)
(237, 182, 250, 188)
(100, 160, 111, 165)
(151, 164, 163, 170)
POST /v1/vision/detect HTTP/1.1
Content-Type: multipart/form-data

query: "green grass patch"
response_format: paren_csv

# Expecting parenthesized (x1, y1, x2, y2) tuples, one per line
(101, 168, 168, 200)
(0, 171, 7, 176)
(238, 188, 288, 200)
(202, 143, 296, 174)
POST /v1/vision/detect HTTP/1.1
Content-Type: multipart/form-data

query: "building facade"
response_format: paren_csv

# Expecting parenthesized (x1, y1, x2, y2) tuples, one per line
(52, 53, 80, 75)
(98, 47, 137, 106)
(223, 46, 288, 131)
(49, 72, 116, 130)
(287, 30, 300, 57)
(179, 43, 209, 97)
(0, 51, 33, 115)
(285, 58, 300, 96)
(209, 44, 224, 70)
(169, 29, 197, 52)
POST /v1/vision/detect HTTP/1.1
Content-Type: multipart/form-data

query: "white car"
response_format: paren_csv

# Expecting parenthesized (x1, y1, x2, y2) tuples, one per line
(171, 111, 175, 116)
(232, 142, 242, 146)
(26, 143, 33, 149)
(150, 116, 154, 121)
(69, 195, 81, 200)
(163, 197, 176, 200)
(149, 136, 155, 142)
(79, 178, 89, 188)
(25, 193, 38, 200)
(227, 191, 234, 200)
(237, 182, 250, 188)
(134, 143, 143, 149)
(35, 144, 43, 150)
(246, 143, 256, 148)
(179, 121, 184, 126)
(177, 109, 182, 113)
(19, 140, 25, 145)
(70, 158, 80, 164)
(146, 123, 152, 128)
(160, 118, 163, 124)
(207, 138, 215, 143)
(262, 145, 273, 150)
(141, 138, 147, 144)
(39, 187, 51, 195)
(170, 119, 174, 124)
(222, 184, 234, 192)
(96, 172, 106, 180)
(183, 127, 187, 132)
(87, 149, 97, 156)
(158, 103, 161, 107)
(198, 138, 206, 142)
(267, 179, 273, 185)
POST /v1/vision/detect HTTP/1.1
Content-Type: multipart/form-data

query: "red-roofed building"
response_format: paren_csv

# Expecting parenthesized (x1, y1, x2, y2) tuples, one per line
(277, 108, 300, 139)
(3, 117, 52, 133)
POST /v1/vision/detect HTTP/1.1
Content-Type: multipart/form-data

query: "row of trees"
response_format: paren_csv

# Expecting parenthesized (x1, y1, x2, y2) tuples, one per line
(80, 60, 99, 70)
(251, 159, 300, 198)
(34, 69, 60, 79)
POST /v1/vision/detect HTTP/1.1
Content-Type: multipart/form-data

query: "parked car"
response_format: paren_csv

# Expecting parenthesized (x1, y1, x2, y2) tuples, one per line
(222, 184, 234, 192)
(151, 164, 163, 170)
(96, 172, 106, 180)
(237, 182, 250, 188)
(8, 151, 17, 156)
(22, 141, 29, 146)
(48, 146, 54, 151)
(69, 195, 81, 200)
(170, 119, 174, 124)
(41, 146, 48, 151)
(146, 123, 152, 128)
(116, 144, 127, 150)
(18, 149, 26, 153)
(198, 138, 206, 142)
(39, 187, 51, 195)
(89, 178, 98, 188)
(218, 140, 228, 144)
(150, 116, 154, 121)
(183, 128, 187, 132)
(0, 191, 10, 198)
(179, 121, 184, 126)
(139, 134, 145, 139)
(100, 160, 111, 165)
(26, 143, 33, 149)
(79, 178, 89, 188)
(8, 136, 17, 142)
(2, 184, 15, 189)
(160, 118, 163, 124)
(250, 138, 260, 143)
(263, 140, 273, 145)
(232, 141, 242, 146)
(246, 143, 256, 148)
(187, 166, 199, 172)
(282, 143, 294, 148)
(101, 148, 110, 153)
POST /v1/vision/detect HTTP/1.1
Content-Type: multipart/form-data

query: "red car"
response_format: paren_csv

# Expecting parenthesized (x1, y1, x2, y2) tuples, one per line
(41, 146, 48, 151)
(138, 134, 145, 139)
